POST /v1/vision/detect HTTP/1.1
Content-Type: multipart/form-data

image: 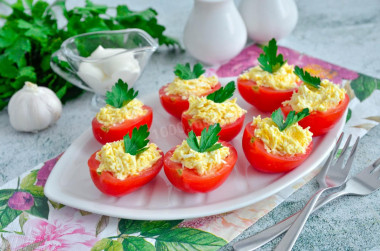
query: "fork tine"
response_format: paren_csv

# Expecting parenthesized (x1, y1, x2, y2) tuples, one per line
(342, 137, 360, 172)
(332, 132, 345, 158)
(333, 134, 352, 170)
(318, 133, 345, 178)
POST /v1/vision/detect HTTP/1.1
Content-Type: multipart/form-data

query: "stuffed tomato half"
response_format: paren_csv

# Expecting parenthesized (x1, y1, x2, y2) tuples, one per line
(242, 109, 313, 173)
(282, 67, 349, 136)
(237, 39, 300, 112)
(159, 62, 221, 118)
(92, 80, 153, 144)
(181, 81, 246, 141)
(88, 125, 163, 196)
(164, 124, 238, 193)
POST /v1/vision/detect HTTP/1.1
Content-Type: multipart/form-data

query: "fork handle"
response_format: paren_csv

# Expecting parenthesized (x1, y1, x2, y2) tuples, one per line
(274, 188, 329, 250)
(233, 189, 347, 251)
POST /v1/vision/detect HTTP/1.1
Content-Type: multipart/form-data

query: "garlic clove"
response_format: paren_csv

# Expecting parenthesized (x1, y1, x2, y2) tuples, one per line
(8, 82, 62, 132)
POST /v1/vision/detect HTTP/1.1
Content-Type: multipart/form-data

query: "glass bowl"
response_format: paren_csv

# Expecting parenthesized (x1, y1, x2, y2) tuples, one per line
(50, 29, 158, 107)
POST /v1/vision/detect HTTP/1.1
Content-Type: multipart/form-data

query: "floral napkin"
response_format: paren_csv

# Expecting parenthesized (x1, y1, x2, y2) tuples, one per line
(0, 44, 379, 250)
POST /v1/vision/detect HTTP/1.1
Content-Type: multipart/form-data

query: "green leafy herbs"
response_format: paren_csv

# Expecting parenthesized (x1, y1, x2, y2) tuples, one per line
(174, 63, 205, 80)
(271, 108, 310, 131)
(0, 0, 180, 111)
(294, 66, 321, 88)
(124, 124, 150, 156)
(207, 81, 235, 103)
(186, 124, 223, 153)
(258, 38, 286, 73)
(105, 79, 138, 108)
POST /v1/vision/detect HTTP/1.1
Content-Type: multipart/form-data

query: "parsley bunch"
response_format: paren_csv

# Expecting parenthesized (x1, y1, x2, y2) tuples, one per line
(271, 108, 310, 131)
(207, 81, 236, 103)
(258, 38, 286, 73)
(0, 0, 180, 110)
(186, 124, 223, 153)
(294, 66, 321, 89)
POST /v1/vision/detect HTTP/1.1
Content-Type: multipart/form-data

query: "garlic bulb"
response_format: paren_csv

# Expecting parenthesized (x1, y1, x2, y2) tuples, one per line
(8, 82, 62, 132)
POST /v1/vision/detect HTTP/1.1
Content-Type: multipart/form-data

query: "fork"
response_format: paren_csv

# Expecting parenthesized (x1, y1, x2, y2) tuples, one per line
(274, 135, 358, 250)
(233, 146, 380, 251)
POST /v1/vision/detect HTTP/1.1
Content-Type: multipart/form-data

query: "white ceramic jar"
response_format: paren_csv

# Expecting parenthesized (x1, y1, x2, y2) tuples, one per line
(183, 0, 247, 66)
(239, 0, 298, 44)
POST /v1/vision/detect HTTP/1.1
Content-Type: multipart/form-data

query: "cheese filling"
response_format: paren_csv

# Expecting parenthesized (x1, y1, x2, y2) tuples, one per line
(252, 116, 312, 155)
(164, 75, 219, 99)
(282, 79, 346, 112)
(96, 99, 148, 127)
(183, 96, 247, 126)
(239, 63, 299, 90)
(96, 141, 162, 180)
(170, 138, 230, 175)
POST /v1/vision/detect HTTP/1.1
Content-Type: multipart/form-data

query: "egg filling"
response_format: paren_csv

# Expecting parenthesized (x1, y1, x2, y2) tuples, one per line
(183, 96, 247, 126)
(96, 141, 162, 180)
(239, 63, 299, 90)
(252, 116, 312, 155)
(96, 99, 148, 127)
(170, 138, 230, 175)
(165, 75, 219, 99)
(282, 79, 346, 112)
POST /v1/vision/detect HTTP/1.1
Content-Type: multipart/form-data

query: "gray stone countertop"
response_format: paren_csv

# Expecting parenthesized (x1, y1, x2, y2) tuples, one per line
(1, 0, 380, 250)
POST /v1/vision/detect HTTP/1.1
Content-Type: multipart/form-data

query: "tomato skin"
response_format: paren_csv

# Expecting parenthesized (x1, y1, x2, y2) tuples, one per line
(92, 105, 153, 145)
(181, 113, 245, 141)
(237, 78, 299, 112)
(88, 150, 164, 196)
(163, 141, 238, 193)
(242, 123, 313, 173)
(281, 93, 349, 136)
(159, 82, 221, 119)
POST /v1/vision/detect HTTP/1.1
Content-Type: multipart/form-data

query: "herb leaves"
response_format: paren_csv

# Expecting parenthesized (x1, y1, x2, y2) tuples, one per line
(124, 124, 150, 156)
(271, 108, 310, 131)
(207, 81, 235, 103)
(294, 66, 321, 88)
(187, 124, 223, 153)
(174, 63, 205, 80)
(106, 79, 138, 108)
(0, 0, 180, 110)
(258, 38, 286, 73)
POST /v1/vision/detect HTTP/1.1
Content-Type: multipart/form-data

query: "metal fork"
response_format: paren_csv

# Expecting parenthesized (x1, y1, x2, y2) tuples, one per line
(234, 148, 380, 251)
(274, 135, 359, 250)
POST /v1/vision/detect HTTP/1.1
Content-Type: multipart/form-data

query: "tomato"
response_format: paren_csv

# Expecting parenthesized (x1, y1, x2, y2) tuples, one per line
(163, 141, 237, 193)
(181, 113, 245, 141)
(88, 150, 164, 196)
(242, 123, 313, 173)
(237, 78, 299, 112)
(92, 105, 153, 145)
(281, 93, 349, 136)
(159, 82, 221, 119)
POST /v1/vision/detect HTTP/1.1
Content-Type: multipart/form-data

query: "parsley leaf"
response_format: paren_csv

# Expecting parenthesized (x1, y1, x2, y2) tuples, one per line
(105, 79, 138, 108)
(187, 124, 223, 153)
(174, 63, 205, 80)
(124, 124, 150, 156)
(207, 81, 236, 103)
(258, 38, 286, 73)
(294, 66, 321, 88)
(271, 108, 310, 131)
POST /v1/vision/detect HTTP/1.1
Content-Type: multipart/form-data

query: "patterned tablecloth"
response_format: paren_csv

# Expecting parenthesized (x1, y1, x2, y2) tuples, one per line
(0, 44, 379, 250)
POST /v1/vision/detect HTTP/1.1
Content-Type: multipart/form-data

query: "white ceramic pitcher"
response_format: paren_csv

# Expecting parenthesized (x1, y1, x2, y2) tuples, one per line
(183, 0, 247, 66)
(239, 0, 298, 44)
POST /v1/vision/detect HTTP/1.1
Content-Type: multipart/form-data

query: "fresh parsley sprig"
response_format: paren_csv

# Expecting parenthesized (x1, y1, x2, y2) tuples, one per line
(258, 38, 287, 73)
(174, 63, 205, 80)
(105, 79, 138, 108)
(187, 124, 223, 153)
(294, 66, 321, 89)
(124, 124, 150, 155)
(207, 81, 235, 103)
(271, 108, 310, 131)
